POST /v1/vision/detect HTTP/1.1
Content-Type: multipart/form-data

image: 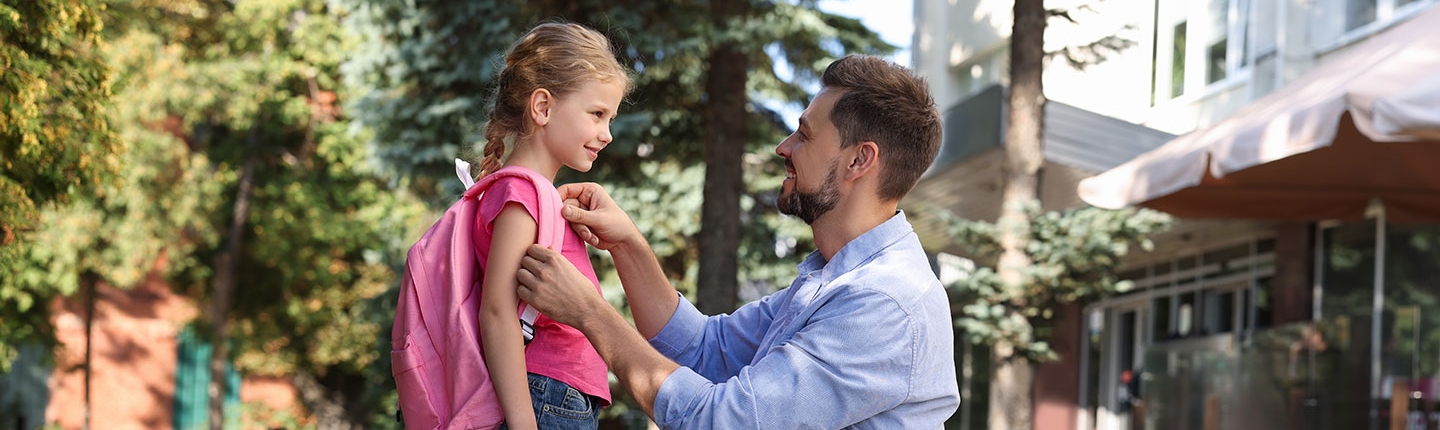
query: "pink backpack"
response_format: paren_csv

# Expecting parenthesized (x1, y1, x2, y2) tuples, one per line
(391, 162, 564, 430)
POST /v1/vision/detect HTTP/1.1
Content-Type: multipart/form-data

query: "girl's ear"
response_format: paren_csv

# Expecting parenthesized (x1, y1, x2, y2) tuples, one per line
(845, 141, 880, 181)
(529, 89, 553, 127)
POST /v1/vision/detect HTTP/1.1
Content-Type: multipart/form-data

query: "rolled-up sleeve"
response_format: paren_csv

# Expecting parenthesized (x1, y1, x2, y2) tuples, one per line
(649, 289, 917, 429)
(649, 292, 777, 382)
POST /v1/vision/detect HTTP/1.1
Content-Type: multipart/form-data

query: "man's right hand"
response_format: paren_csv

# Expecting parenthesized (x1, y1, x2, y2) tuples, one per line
(559, 182, 678, 341)
(557, 182, 641, 251)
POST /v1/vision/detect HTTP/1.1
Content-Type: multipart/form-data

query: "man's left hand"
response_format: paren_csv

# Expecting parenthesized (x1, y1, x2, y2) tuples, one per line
(516, 244, 604, 328)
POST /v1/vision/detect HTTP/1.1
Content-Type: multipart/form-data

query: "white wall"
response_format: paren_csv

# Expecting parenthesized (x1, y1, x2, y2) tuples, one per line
(912, 0, 1158, 123)
(911, 0, 1440, 137)
(913, 0, 1013, 109)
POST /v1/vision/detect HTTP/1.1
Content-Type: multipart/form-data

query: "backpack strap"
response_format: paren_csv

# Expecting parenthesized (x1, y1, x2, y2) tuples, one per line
(463, 165, 566, 344)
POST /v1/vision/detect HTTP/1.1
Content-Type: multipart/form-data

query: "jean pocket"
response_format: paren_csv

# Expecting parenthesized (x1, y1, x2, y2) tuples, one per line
(539, 386, 595, 421)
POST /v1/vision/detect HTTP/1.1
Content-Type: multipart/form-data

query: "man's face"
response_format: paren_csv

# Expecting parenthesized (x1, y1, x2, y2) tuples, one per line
(775, 88, 844, 224)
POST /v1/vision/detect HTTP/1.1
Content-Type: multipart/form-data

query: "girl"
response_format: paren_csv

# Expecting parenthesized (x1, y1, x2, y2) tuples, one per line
(474, 22, 628, 430)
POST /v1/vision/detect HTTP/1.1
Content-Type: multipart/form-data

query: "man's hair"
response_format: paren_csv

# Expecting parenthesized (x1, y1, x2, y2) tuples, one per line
(821, 55, 942, 201)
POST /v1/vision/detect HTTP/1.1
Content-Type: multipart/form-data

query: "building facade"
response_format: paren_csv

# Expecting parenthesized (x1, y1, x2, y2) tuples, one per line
(908, 1, 1440, 429)
(0, 275, 302, 429)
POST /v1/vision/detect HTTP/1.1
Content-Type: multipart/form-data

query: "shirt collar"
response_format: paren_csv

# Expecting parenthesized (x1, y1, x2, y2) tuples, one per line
(797, 211, 915, 282)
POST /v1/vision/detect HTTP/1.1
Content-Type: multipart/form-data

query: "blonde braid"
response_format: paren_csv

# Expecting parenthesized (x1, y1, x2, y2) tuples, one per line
(480, 67, 523, 177)
(479, 132, 507, 177)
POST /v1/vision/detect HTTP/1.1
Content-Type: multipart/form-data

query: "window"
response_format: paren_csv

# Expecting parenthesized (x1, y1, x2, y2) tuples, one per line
(1169, 22, 1187, 98)
(1177, 291, 1197, 335)
(1155, 0, 1250, 102)
(1154, 295, 1174, 338)
(1347, 0, 1378, 31)
(1340, 0, 1431, 41)
(1116, 236, 1275, 342)
(1083, 236, 1276, 429)
(1202, 289, 1236, 334)
(1206, 0, 1229, 83)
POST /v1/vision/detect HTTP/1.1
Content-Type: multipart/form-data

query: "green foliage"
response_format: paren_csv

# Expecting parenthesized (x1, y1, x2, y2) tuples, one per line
(0, 0, 119, 232)
(111, 0, 430, 423)
(1, 0, 427, 424)
(338, 0, 523, 203)
(0, 0, 122, 370)
(940, 203, 1171, 361)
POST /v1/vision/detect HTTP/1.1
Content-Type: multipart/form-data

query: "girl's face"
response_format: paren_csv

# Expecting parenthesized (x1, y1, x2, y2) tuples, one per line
(537, 79, 626, 173)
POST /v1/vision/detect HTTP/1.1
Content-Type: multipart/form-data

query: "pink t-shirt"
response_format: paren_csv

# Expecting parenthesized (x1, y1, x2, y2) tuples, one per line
(472, 175, 611, 406)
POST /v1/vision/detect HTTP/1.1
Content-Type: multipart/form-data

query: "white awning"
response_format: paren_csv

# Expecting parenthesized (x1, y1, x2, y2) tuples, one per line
(1078, 5, 1440, 222)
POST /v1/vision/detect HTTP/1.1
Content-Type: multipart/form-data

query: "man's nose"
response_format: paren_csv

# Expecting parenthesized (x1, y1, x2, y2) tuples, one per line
(775, 134, 794, 157)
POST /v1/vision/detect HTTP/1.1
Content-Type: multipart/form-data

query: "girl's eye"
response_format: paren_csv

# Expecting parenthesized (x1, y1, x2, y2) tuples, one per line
(593, 111, 605, 118)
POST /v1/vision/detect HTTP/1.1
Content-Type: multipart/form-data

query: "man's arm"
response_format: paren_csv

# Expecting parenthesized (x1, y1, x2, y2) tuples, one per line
(647, 288, 924, 429)
(515, 244, 679, 416)
(556, 182, 677, 338)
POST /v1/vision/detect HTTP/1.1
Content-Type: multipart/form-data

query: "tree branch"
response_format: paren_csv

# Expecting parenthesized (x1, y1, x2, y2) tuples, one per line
(1046, 30, 1138, 71)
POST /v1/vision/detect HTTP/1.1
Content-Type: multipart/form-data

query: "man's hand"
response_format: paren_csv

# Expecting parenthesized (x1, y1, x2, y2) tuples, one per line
(559, 182, 679, 341)
(516, 244, 609, 328)
(557, 182, 641, 251)
(516, 246, 679, 420)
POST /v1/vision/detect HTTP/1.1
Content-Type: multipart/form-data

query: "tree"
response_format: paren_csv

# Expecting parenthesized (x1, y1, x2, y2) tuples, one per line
(75, 1, 424, 427)
(987, 1, 1142, 428)
(991, 2, 1047, 429)
(0, 1, 126, 427)
(0, 0, 121, 373)
(696, 0, 750, 315)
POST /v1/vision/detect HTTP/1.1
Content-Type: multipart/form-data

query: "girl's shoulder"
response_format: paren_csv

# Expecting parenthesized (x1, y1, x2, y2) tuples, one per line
(477, 176, 545, 225)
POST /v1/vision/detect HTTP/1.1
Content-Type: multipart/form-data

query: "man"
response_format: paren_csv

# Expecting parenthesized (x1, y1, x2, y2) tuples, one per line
(514, 55, 960, 429)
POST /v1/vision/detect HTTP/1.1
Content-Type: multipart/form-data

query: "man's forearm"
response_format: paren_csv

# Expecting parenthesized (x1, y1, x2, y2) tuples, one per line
(577, 303, 679, 417)
(610, 238, 680, 339)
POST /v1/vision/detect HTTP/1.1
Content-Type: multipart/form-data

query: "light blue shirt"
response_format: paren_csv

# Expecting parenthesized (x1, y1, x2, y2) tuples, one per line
(648, 211, 960, 429)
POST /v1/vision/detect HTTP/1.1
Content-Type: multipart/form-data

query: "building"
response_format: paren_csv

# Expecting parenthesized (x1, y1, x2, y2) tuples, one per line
(0, 268, 303, 429)
(907, 0, 1440, 429)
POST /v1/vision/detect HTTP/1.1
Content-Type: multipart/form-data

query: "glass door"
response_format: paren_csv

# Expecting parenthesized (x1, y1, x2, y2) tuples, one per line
(1089, 303, 1148, 430)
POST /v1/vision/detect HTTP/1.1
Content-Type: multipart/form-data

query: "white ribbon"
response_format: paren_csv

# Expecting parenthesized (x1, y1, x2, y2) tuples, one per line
(455, 158, 476, 188)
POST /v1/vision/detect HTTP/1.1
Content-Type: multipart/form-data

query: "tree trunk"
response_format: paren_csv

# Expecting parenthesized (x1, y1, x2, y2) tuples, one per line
(992, 0, 1047, 429)
(292, 372, 364, 430)
(989, 341, 1037, 430)
(209, 125, 260, 430)
(82, 272, 97, 430)
(696, 0, 749, 315)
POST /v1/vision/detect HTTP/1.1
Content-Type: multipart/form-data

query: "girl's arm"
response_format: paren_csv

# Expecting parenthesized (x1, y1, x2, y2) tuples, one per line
(480, 202, 540, 430)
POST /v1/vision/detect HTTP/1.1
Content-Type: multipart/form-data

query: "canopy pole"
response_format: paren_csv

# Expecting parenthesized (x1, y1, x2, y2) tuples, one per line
(1366, 196, 1387, 428)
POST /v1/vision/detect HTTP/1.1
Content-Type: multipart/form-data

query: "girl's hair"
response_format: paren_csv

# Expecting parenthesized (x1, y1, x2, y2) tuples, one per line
(480, 22, 631, 176)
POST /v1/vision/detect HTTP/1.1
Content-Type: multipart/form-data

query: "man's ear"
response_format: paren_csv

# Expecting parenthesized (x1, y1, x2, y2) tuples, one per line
(529, 89, 553, 127)
(845, 141, 880, 181)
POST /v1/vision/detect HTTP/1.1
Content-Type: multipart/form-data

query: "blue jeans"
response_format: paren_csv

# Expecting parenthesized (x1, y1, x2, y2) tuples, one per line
(499, 373, 599, 430)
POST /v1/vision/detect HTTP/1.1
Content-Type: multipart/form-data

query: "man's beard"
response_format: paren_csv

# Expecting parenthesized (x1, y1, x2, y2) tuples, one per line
(778, 164, 840, 225)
